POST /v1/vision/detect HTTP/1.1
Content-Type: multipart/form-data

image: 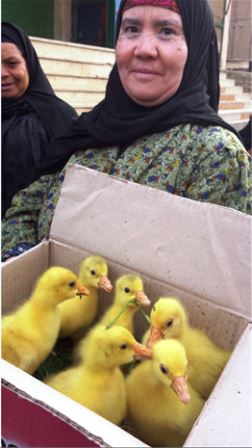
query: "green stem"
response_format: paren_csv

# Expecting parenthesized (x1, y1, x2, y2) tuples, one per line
(137, 305, 151, 324)
(106, 299, 136, 329)
(106, 299, 151, 329)
(127, 359, 139, 374)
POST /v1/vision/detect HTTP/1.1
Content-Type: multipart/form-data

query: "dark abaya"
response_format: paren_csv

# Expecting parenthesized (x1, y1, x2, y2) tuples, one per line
(1, 22, 77, 217)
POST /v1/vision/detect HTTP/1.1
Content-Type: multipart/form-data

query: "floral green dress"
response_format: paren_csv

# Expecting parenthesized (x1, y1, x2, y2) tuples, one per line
(2, 125, 251, 260)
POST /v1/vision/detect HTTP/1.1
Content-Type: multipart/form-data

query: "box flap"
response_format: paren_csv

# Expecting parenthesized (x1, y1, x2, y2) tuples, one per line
(50, 165, 251, 319)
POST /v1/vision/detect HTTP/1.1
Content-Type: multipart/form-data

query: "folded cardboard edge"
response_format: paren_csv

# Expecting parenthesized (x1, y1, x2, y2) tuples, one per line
(50, 165, 252, 320)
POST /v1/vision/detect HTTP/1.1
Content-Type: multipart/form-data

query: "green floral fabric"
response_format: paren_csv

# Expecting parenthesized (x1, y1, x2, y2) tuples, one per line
(2, 124, 251, 260)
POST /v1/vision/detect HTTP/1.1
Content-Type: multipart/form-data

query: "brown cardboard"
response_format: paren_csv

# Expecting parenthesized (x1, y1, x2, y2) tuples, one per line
(51, 165, 251, 320)
(2, 164, 251, 447)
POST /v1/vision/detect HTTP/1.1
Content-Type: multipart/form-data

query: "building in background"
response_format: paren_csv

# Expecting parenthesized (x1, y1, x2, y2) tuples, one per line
(209, 0, 251, 70)
(2, 0, 116, 47)
(2, 0, 251, 69)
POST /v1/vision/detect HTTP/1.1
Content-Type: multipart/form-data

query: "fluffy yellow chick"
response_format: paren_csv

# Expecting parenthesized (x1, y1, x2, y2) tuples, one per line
(126, 339, 205, 447)
(58, 255, 112, 338)
(146, 297, 231, 399)
(2, 267, 86, 374)
(74, 273, 150, 361)
(98, 274, 151, 332)
(45, 325, 151, 425)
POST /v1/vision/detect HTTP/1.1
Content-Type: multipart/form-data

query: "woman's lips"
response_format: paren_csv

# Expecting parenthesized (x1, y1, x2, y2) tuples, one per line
(131, 68, 160, 78)
(132, 69, 160, 80)
(2, 83, 15, 90)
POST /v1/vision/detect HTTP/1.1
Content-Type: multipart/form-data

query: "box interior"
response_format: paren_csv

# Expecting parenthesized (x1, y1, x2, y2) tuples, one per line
(2, 239, 250, 447)
(2, 239, 248, 350)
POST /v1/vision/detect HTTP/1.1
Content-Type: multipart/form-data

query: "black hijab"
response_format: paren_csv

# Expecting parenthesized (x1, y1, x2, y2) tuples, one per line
(1, 22, 77, 138)
(40, 0, 239, 174)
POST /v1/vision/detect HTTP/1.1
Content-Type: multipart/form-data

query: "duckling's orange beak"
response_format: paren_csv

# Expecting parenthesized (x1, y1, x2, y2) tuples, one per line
(146, 326, 163, 348)
(132, 341, 153, 360)
(135, 290, 151, 307)
(171, 376, 191, 404)
(98, 275, 113, 292)
(76, 283, 90, 297)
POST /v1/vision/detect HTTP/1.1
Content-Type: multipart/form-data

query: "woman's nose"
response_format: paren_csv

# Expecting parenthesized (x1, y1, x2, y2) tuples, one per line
(1, 65, 9, 78)
(133, 34, 158, 58)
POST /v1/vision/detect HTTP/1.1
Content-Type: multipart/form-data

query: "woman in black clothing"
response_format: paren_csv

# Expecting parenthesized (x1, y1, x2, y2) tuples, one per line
(1, 22, 77, 217)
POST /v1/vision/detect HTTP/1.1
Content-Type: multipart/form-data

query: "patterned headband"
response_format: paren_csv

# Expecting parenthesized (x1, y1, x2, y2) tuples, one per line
(121, 0, 180, 15)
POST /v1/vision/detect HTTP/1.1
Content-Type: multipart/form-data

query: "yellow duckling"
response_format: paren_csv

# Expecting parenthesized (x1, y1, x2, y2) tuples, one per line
(98, 274, 151, 332)
(2, 267, 86, 374)
(45, 325, 151, 425)
(58, 255, 112, 339)
(146, 297, 231, 399)
(126, 339, 205, 447)
(74, 273, 150, 361)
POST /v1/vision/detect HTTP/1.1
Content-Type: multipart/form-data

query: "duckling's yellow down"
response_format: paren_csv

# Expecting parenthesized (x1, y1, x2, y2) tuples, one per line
(74, 273, 150, 362)
(146, 297, 231, 399)
(2, 267, 84, 374)
(58, 256, 112, 338)
(45, 325, 150, 425)
(126, 339, 205, 447)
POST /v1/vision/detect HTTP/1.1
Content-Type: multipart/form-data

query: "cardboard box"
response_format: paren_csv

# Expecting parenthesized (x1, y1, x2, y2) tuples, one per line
(2, 165, 251, 447)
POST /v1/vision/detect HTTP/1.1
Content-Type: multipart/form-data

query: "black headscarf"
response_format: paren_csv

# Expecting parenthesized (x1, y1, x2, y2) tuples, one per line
(40, 0, 240, 174)
(1, 22, 77, 138)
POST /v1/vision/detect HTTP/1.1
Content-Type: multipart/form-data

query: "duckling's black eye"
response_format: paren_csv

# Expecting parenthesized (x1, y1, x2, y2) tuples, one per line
(166, 319, 173, 328)
(160, 364, 169, 375)
(124, 287, 130, 293)
(68, 281, 76, 288)
(119, 343, 128, 350)
(152, 305, 156, 312)
(90, 269, 96, 276)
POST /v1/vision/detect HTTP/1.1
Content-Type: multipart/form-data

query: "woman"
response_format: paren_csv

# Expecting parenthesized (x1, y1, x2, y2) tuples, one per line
(1, 22, 77, 217)
(2, 0, 251, 261)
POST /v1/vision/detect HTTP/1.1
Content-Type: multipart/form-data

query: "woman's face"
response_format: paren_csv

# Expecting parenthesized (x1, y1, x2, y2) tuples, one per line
(1, 42, 30, 98)
(116, 5, 188, 107)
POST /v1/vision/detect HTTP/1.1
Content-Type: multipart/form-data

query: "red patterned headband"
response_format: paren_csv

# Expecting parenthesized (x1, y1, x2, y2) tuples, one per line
(122, 0, 180, 15)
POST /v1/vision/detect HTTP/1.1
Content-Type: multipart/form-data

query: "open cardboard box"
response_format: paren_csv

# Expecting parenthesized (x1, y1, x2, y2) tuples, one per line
(2, 165, 251, 447)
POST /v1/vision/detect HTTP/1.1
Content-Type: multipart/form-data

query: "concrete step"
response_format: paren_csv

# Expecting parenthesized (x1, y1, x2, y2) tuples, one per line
(219, 78, 236, 87)
(40, 58, 113, 79)
(226, 70, 252, 81)
(224, 70, 251, 93)
(230, 82, 251, 93)
(219, 109, 251, 123)
(220, 91, 252, 101)
(230, 120, 250, 132)
(46, 75, 107, 92)
(32, 36, 115, 65)
(56, 90, 105, 106)
(219, 100, 252, 110)
(220, 85, 244, 95)
(227, 61, 251, 71)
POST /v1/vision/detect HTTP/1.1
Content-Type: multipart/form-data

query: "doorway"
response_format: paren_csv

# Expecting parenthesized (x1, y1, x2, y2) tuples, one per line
(72, 0, 115, 48)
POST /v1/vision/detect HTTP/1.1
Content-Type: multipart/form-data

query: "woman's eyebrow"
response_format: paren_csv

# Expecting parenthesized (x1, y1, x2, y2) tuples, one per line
(121, 17, 182, 29)
(154, 19, 182, 29)
(3, 56, 19, 62)
(121, 18, 142, 27)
